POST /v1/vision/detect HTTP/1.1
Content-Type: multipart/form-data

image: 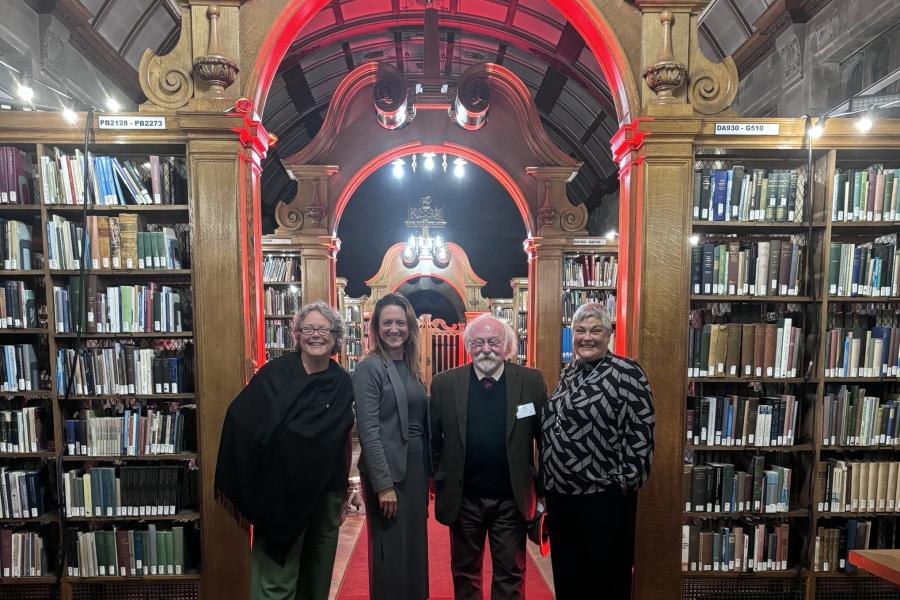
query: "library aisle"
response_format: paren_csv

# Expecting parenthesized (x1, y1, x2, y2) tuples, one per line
(333, 506, 555, 600)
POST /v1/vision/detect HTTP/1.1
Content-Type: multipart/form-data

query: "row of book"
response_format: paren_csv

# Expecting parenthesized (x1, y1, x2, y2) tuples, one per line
(831, 165, 900, 223)
(815, 521, 875, 573)
(343, 339, 363, 358)
(690, 240, 804, 297)
(263, 256, 300, 283)
(64, 406, 196, 457)
(40, 149, 186, 206)
(692, 167, 803, 223)
(0, 407, 47, 453)
(265, 322, 294, 349)
(684, 458, 792, 514)
(265, 287, 301, 315)
(0, 219, 34, 270)
(47, 214, 182, 271)
(562, 290, 615, 325)
(562, 254, 617, 288)
(54, 279, 186, 334)
(345, 321, 363, 340)
(681, 522, 790, 572)
(0, 147, 31, 204)
(0, 468, 45, 519)
(686, 395, 799, 447)
(687, 320, 804, 379)
(0, 281, 38, 329)
(824, 326, 900, 378)
(828, 242, 899, 297)
(62, 466, 190, 518)
(0, 344, 39, 393)
(54, 347, 190, 396)
(492, 304, 514, 326)
(817, 460, 900, 514)
(66, 525, 186, 577)
(0, 530, 47, 577)
(822, 387, 900, 447)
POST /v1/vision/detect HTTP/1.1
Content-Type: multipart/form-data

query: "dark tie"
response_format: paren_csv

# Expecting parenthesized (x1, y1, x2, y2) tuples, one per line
(481, 378, 494, 391)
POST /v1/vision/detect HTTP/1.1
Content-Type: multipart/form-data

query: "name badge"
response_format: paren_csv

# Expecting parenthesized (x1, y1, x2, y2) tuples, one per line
(516, 403, 536, 419)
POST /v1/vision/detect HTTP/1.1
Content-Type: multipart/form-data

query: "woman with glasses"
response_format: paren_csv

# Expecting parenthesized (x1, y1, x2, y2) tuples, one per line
(539, 302, 655, 600)
(353, 293, 429, 600)
(215, 300, 354, 600)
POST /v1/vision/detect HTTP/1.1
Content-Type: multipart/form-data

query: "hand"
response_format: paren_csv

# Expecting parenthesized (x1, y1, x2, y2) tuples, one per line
(377, 488, 398, 519)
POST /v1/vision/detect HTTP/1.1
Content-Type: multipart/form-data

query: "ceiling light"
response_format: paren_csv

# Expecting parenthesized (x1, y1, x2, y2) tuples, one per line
(453, 157, 466, 178)
(62, 107, 77, 124)
(422, 152, 436, 171)
(856, 107, 875, 133)
(392, 158, 405, 179)
(17, 81, 34, 103)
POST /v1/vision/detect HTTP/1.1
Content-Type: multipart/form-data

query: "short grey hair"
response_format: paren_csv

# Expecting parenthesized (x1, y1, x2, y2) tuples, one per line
(572, 302, 613, 332)
(463, 314, 517, 360)
(293, 300, 345, 354)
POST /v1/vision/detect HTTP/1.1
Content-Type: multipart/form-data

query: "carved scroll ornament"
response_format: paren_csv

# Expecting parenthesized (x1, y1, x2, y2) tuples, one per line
(139, 7, 194, 109)
(687, 15, 739, 115)
(275, 201, 304, 232)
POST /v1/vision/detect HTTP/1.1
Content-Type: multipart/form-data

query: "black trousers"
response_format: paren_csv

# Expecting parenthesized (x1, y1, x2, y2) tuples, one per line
(449, 494, 527, 600)
(545, 489, 637, 600)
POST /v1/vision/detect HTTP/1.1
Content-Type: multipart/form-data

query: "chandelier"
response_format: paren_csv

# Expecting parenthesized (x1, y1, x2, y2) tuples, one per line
(401, 195, 450, 268)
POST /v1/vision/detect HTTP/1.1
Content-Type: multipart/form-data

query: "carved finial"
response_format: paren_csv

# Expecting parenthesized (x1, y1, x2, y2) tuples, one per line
(192, 2, 239, 99)
(642, 10, 687, 104)
(537, 180, 557, 226)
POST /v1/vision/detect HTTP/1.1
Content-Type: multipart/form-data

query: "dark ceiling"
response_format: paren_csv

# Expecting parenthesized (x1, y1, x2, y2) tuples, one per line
(336, 157, 527, 300)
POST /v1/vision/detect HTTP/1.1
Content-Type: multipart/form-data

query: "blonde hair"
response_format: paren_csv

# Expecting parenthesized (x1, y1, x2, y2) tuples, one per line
(368, 293, 422, 380)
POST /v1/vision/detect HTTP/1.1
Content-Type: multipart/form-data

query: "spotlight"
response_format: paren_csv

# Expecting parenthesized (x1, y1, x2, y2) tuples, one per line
(807, 113, 827, 139)
(453, 157, 466, 178)
(392, 159, 405, 179)
(62, 107, 77, 124)
(856, 107, 875, 133)
(605, 230, 617, 240)
(689, 235, 700, 246)
(423, 152, 436, 171)
(106, 98, 121, 112)
(17, 81, 34, 103)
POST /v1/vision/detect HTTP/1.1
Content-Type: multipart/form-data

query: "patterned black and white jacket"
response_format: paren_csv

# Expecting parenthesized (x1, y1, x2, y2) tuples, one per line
(540, 352, 655, 495)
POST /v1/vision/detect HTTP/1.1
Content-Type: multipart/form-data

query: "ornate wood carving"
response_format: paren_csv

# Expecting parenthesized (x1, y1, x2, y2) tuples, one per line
(193, 4, 240, 99)
(687, 14, 739, 115)
(139, 4, 194, 110)
(274, 165, 339, 233)
(643, 11, 688, 104)
(526, 167, 587, 235)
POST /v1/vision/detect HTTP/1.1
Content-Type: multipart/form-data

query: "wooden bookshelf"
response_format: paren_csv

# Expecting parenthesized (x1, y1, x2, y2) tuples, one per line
(0, 137, 201, 596)
(341, 294, 366, 372)
(262, 240, 301, 362)
(511, 278, 528, 366)
(560, 243, 617, 366)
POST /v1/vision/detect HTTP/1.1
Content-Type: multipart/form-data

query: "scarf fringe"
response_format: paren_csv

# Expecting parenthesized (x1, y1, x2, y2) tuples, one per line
(215, 488, 251, 532)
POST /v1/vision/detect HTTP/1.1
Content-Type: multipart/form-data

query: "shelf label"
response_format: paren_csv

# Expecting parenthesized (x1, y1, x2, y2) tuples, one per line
(714, 123, 780, 136)
(572, 238, 608, 246)
(262, 238, 292, 245)
(98, 116, 166, 130)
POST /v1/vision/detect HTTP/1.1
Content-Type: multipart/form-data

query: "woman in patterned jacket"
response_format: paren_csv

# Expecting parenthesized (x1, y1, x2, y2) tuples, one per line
(540, 302, 655, 600)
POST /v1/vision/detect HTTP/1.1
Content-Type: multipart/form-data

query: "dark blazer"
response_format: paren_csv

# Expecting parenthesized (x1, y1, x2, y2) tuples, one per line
(353, 353, 429, 493)
(430, 361, 547, 525)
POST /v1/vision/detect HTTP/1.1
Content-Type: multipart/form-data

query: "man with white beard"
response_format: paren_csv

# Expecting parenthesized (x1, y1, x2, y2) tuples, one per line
(430, 314, 547, 600)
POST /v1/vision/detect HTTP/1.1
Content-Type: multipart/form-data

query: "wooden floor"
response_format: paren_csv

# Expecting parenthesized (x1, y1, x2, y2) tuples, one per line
(330, 441, 556, 598)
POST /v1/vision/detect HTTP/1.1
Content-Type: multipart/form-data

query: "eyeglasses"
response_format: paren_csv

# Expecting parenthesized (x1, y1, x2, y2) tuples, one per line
(573, 327, 609, 337)
(295, 326, 335, 336)
(469, 337, 502, 349)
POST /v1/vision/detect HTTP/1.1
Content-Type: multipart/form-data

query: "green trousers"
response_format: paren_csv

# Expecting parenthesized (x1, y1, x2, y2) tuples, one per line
(250, 492, 344, 600)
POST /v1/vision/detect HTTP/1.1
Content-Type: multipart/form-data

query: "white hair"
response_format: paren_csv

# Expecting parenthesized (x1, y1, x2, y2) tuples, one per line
(464, 314, 517, 360)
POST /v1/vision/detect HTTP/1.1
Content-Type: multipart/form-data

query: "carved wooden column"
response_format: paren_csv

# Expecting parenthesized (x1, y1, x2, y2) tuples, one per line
(181, 107, 270, 600)
(274, 165, 341, 306)
(524, 166, 586, 391)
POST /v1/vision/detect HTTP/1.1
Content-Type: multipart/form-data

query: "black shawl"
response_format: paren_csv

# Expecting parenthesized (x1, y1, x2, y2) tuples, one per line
(214, 353, 354, 564)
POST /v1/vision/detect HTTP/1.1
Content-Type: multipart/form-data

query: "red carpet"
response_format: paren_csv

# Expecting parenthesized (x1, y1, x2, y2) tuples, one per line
(336, 507, 555, 600)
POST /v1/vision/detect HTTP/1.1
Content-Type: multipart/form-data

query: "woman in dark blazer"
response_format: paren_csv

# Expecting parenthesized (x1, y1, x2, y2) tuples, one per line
(353, 293, 429, 600)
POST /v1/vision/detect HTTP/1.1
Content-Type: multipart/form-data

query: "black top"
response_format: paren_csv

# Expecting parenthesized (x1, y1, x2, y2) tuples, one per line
(463, 367, 512, 498)
(540, 352, 655, 494)
(394, 359, 427, 438)
(214, 353, 354, 564)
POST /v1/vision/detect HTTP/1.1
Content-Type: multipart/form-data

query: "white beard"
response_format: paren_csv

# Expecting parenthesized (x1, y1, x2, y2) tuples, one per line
(473, 351, 502, 374)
